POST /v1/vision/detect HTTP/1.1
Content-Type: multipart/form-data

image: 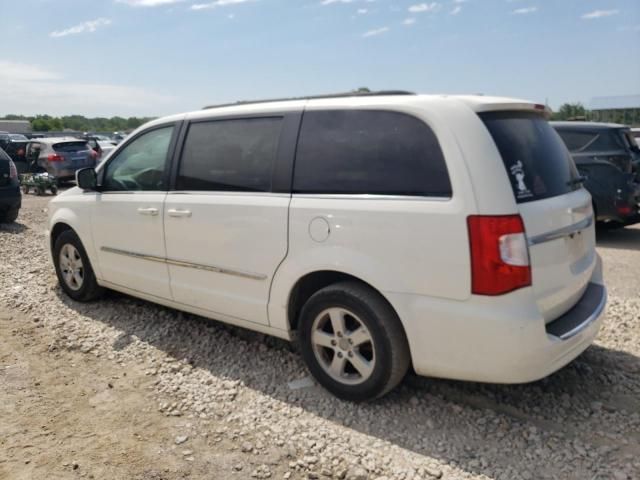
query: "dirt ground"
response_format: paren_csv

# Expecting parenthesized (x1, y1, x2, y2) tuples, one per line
(1, 193, 639, 480)
(0, 308, 238, 480)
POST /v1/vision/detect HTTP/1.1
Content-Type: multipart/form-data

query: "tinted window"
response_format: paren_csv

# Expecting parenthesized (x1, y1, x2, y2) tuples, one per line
(293, 110, 451, 196)
(555, 130, 598, 152)
(590, 130, 628, 151)
(103, 126, 174, 191)
(481, 112, 579, 204)
(53, 141, 90, 153)
(177, 117, 282, 192)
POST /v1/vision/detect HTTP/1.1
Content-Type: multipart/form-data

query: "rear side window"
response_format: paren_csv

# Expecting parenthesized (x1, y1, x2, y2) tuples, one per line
(556, 129, 628, 153)
(177, 117, 283, 192)
(555, 130, 598, 152)
(53, 141, 89, 152)
(293, 110, 451, 197)
(480, 112, 579, 204)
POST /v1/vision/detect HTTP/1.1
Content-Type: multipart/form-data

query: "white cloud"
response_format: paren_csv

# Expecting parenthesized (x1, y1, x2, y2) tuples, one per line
(0, 61, 176, 116)
(512, 7, 537, 15)
(321, 0, 357, 5)
(581, 9, 619, 20)
(450, 5, 461, 15)
(408, 2, 440, 13)
(357, 8, 368, 14)
(362, 26, 389, 37)
(0, 61, 61, 81)
(50, 18, 111, 38)
(403, 17, 416, 25)
(116, 0, 185, 6)
(191, 0, 254, 11)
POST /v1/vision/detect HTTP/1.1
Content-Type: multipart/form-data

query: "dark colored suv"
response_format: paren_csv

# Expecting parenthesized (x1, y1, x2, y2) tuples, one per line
(0, 133, 29, 174)
(0, 147, 21, 223)
(552, 122, 640, 227)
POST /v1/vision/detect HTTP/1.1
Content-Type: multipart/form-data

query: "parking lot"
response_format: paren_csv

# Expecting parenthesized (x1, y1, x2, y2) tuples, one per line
(1, 192, 639, 480)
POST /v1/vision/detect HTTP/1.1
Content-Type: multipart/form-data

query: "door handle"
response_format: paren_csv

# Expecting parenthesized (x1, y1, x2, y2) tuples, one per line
(167, 209, 192, 218)
(137, 207, 159, 216)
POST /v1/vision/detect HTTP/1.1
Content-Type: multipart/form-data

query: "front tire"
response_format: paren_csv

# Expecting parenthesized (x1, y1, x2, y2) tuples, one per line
(53, 230, 104, 302)
(298, 281, 410, 402)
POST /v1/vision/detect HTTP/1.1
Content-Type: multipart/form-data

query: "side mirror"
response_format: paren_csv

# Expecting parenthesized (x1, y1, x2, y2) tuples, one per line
(76, 167, 97, 191)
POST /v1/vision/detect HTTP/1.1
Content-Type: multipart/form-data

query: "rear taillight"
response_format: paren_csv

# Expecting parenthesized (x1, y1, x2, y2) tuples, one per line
(467, 215, 531, 296)
(47, 154, 63, 162)
(90, 149, 99, 160)
(8, 160, 17, 179)
(616, 204, 633, 216)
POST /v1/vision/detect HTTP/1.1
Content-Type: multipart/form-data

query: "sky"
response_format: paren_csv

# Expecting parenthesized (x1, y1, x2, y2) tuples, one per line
(1, 0, 639, 117)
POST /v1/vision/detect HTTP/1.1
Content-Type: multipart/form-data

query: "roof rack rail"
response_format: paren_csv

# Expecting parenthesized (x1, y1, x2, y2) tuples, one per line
(203, 90, 416, 110)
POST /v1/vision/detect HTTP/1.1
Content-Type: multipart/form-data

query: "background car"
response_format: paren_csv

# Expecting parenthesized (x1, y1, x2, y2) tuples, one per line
(552, 121, 640, 227)
(97, 140, 117, 158)
(25, 138, 97, 182)
(0, 146, 21, 223)
(0, 133, 29, 174)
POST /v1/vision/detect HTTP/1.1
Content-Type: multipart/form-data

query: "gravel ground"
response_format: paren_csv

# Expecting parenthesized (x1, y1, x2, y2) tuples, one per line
(1, 193, 639, 480)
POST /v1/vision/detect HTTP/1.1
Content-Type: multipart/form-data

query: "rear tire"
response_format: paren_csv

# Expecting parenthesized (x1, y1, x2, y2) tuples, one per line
(298, 281, 410, 402)
(0, 207, 19, 224)
(53, 230, 104, 302)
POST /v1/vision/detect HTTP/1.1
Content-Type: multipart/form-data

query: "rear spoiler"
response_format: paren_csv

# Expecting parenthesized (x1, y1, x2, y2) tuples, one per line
(473, 102, 552, 119)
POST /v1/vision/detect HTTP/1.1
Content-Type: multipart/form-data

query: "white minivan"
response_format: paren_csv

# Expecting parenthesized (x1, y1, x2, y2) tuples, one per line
(48, 92, 607, 401)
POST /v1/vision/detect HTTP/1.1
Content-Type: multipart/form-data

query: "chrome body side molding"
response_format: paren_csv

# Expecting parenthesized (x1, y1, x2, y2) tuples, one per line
(100, 247, 267, 281)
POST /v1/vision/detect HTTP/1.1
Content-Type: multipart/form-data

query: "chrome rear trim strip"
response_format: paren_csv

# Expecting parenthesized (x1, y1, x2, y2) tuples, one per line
(528, 215, 593, 247)
(100, 247, 267, 281)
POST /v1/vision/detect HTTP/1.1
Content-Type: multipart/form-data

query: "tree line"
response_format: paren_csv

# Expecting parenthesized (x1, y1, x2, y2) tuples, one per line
(0, 114, 155, 133)
(0, 103, 605, 132)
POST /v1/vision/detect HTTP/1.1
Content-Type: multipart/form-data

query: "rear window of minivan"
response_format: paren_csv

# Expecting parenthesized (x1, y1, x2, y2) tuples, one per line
(480, 112, 580, 204)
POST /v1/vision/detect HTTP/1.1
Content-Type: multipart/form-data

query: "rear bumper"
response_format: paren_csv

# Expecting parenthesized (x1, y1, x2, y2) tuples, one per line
(47, 163, 95, 181)
(46, 168, 77, 181)
(387, 254, 606, 384)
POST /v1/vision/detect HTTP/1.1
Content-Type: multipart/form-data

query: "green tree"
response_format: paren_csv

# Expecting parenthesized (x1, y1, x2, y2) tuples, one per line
(552, 103, 589, 121)
(31, 118, 51, 132)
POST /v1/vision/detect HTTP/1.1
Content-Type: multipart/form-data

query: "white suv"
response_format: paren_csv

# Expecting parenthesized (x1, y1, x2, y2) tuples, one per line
(48, 92, 607, 401)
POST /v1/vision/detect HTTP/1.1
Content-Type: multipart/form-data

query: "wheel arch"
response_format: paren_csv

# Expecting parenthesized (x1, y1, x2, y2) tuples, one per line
(50, 222, 74, 251)
(285, 270, 404, 336)
(48, 205, 102, 279)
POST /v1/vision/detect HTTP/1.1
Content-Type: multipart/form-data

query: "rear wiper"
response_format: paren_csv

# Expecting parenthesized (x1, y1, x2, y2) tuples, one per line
(566, 176, 587, 187)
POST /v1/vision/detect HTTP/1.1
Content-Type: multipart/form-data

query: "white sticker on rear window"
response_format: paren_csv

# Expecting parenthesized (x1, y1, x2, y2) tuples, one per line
(510, 160, 533, 200)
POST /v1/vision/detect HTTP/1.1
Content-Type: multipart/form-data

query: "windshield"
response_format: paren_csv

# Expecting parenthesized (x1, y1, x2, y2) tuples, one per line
(9, 134, 28, 141)
(481, 112, 580, 204)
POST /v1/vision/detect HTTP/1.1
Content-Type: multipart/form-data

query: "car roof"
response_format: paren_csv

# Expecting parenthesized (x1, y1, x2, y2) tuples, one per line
(140, 93, 550, 131)
(550, 121, 628, 130)
(30, 137, 87, 144)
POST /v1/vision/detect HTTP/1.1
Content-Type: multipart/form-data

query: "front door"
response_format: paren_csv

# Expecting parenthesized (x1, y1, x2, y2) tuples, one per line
(91, 125, 177, 299)
(164, 116, 291, 325)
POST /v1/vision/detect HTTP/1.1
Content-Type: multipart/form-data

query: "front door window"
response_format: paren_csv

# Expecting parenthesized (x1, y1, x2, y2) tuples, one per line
(102, 126, 174, 191)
